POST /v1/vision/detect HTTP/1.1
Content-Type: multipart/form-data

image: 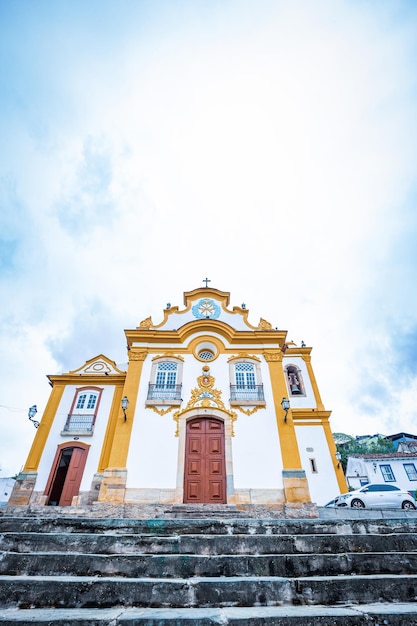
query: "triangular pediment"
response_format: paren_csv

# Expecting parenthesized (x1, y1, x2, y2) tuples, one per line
(68, 355, 126, 376)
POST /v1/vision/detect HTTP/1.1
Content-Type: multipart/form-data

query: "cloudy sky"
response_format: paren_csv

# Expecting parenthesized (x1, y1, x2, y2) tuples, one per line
(1, 0, 417, 477)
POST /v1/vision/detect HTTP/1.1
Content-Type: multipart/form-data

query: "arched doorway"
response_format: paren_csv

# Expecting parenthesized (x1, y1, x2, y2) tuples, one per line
(44, 443, 89, 506)
(184, 416, 226, 503)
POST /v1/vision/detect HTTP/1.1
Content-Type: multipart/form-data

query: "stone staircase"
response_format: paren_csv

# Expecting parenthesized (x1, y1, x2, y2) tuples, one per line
(1, 509, 417, 624)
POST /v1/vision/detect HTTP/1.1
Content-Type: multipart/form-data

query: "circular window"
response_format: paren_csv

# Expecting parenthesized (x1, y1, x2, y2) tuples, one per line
(193, 340, 219, 361)
(199, 350, 215, 361)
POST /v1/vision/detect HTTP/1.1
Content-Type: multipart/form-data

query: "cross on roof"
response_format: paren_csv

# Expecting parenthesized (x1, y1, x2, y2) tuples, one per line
(203, 277, 211, 288)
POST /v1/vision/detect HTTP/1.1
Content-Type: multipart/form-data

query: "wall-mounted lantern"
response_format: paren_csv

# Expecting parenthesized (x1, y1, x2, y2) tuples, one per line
(121, 396, 129, 421)
(281, 397, 290, 422)
(28, 405, 39, 429)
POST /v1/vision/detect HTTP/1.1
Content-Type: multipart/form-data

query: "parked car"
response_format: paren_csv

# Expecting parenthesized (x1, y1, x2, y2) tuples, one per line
(334, 483, 417, 510)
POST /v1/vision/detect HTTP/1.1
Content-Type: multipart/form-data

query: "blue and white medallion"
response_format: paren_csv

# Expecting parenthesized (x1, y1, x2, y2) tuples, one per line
(192, 298, 221, 320)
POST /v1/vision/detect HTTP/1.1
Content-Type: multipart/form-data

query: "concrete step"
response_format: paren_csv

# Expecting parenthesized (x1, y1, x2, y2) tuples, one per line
(2, 530, 417, 555)
(2, 550, 417, 578)
(2, 514, 417, 621)
(2, 604, 417, 625)
(1, 574, 417, 609)
(2, 515, 417, 536)
(167, 504, 251, 518)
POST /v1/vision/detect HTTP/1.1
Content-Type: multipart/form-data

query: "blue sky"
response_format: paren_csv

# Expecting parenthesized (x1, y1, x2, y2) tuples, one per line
(1, 0, 417, 477)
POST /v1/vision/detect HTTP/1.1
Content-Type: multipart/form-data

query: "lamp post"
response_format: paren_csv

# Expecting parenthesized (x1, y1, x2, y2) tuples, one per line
(28, 405, 39, 429)
(121, 396, 129, 421)
(281, 397, 290, 423)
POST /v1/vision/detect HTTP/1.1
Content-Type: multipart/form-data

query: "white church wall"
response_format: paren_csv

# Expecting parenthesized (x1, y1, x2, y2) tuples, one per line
(232, 410, 283, 489)
(126, 407, 179, 489)
(126, 356, 178, 489)
(295, 425, 340, 506)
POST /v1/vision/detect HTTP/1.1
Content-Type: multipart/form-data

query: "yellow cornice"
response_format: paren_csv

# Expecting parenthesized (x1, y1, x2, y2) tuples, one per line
(126, 320, 288, 348)
(284, 346, 312, 356)
(291, 409, 332, 421)
(184, 287, 231, 306)
(47, 374, 126, 387)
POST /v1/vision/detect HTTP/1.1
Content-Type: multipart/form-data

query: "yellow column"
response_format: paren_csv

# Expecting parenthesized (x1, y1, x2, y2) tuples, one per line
(322, 416, 348, 493)
(265, 351, 311, 504)
(24, 383, 65, 472)
(97, 383, 125, 472)
(8, 383, 65, 506)
(98, 349, 147, 503)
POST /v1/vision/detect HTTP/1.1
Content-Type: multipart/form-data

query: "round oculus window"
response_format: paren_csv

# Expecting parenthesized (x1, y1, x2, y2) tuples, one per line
(198, 349, 215, 361)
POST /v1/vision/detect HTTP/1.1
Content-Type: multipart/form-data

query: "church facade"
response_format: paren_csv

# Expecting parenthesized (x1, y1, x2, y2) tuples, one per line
(9, 286, 346, 509)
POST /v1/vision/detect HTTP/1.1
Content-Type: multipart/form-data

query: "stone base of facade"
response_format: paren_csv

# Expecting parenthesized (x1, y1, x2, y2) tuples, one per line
(7, 470, 316, 516)
(97, 468, 127, 503)
(230, 488, 285, 505)
(1, 500, 318, 519)
(282, 469, 312, 503)
(7, 472, 37, 506)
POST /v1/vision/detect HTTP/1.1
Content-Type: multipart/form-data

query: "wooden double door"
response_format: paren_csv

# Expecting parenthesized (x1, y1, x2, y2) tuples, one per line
(184, 417, 226, 503)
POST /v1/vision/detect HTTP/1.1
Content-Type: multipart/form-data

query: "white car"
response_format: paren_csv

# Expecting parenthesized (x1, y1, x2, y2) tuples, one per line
(334, 483, 416, 510)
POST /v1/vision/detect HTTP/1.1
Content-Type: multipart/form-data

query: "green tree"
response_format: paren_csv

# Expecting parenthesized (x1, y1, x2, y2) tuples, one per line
(333, 433, 394, 473)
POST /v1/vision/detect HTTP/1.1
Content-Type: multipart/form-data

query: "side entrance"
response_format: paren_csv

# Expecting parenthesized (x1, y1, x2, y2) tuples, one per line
(44, 443, 89, 506)
(184, 416, 226, 503)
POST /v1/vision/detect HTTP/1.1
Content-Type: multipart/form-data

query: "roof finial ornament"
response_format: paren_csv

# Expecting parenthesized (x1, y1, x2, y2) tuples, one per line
(203, 277, 211, 288)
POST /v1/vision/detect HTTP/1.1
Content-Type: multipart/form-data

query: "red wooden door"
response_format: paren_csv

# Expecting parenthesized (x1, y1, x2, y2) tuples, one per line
(59, 446, 88, 506)
(184, 417, 226, 503)
(45, 444, 89, 506)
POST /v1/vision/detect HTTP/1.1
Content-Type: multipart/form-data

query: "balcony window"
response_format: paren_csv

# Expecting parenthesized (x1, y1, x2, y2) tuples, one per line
(230, 384, 265, 402)
(229, 360, 265, 406)
(147, 359, 183, 405)
(62, 387, 102, 435)
(63, 413, 95, 432)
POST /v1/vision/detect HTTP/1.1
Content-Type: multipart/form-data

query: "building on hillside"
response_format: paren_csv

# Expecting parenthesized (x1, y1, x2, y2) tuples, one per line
(346, 453, 417, 493)
(9, 285, 346, 510)
(386, 433, 417, 451)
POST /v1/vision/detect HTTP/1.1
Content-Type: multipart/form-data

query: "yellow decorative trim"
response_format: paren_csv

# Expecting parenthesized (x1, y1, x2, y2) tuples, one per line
(234, 405, 263, 416)
(149, 405, 176, 416)
(138, 316, 153, 329)
(151, 354, 184, 362)
(129, 350, 148, 361)
(227, 353, 261, 362)
(263, 351, 282, 362)
(68, 354, 126, 376)
(258, 318, 273, 330)
(173, 366, 237, 436)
